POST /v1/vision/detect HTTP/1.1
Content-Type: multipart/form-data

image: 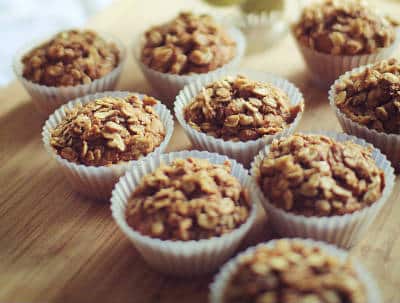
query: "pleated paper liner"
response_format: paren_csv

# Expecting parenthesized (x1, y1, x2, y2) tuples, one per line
(250, 130, 395, 249)
(42, 91, 174, 200)
(294, 28, 400, 88)
(110, 150, 261, 276)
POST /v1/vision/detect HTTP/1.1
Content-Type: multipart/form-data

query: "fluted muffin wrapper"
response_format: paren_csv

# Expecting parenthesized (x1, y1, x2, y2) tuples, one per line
(174, 70, 304, 168)
(209, 238, 381, 303)
(134, 27, 246, 107)
(110, 150, 260, 276)
(250, 130, 395, 249)
(294, 28, 400, 87)
(225, 11, 289, 55)
(329, 64, 400, 171)
(14, 32, 126, 116)
(42, 91, 174, 200)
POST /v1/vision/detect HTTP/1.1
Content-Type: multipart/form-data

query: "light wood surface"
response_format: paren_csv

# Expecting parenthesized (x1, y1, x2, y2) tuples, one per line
(1, 0, 400, 302)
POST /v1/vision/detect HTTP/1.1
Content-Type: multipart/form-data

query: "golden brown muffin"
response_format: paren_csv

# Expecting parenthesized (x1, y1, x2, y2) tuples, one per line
(223, 239, 366, 303)
(293, 0, 397, 56)
(257, 133, 384, 216)
(125, 158, 251, 241)
(335, 58, 400, 134)
(22, 30, 119, 86)
(141, 12, 236, 75)
(184, 75, 303, 142)
(50, 95, 165, 166)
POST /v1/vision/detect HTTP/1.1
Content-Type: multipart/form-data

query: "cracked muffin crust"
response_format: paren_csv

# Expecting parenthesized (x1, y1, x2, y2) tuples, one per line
(50, 94, 165, 166)
(257, 134, 385, 217)
(334, 58, 400, 134)
(141, 12, 236, 75)
(293, 0, 397, 56)
(222, 239, 366, 303)
(184, 75, 303, 142)
(22, 30, 120, 87)
(125, 157, 251, 241)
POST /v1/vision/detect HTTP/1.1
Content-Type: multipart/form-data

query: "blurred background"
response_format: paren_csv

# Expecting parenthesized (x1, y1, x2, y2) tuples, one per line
(0, 0, 112, 86)
(0, 0, 398, 87)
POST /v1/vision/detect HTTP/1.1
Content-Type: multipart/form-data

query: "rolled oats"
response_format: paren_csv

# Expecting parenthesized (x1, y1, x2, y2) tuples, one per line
(50, 95, 165, 166)
(257, 134, 385, 216)
(125, 158, 251, 241)
(293, 0, 398, 55)
(335, 58, 400, 134)
(141, 12, 236, 75)
(223, 240, 366, 303)
(184, 75, 303, 142)
(22, 30, 120, 86)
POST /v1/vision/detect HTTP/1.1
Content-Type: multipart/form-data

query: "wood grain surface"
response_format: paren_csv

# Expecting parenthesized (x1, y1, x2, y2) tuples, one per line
(1, 0, 400, 302)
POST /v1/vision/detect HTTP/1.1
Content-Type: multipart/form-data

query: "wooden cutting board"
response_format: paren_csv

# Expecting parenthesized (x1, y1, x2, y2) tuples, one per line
(1, 0, 400, 302)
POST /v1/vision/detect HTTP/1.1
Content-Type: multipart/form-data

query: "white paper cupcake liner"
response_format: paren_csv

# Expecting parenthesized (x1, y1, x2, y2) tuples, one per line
(174, 70, 304, 168)
(210, 238, 381, 303)
(110, 150, 260, 276)
(14, 31, 127, 116)
(133, 27, 246, 106)
(329, 64, 400, 171)
(225, 11, 289, 55)
(250, 130, 395, 249)
(42, 91, 174, 200)
(294, 28, 400, 87)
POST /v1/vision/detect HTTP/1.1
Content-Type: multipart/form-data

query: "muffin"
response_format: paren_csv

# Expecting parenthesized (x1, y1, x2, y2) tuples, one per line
(14, 29, 126, 115)
(293, 0, 399, 86)
(111, 151, 259, 276)
(125, 157, 251, 241)
(42, 91, 174, 199)
(175, 72, 304, 166)
(330, 58, 400, 169)
(210, 239, 381, 303)
(135, 12, 245, 104)
(251, 132, 395, 248)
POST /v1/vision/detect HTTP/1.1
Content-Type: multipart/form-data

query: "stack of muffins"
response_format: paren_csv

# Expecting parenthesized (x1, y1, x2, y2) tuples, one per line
(14, 1, 400, 302)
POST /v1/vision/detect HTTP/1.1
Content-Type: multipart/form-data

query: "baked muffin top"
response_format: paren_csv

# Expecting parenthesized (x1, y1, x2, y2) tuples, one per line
(125, 158, 251, 241)
(22, 30, 120, 87)
(222, 239, 366, 303)
(184, 75, 303, 142)
(50, 95, 165, 166)
(335, 58, 400, 134)
(293, 0, 397, 55)
(141, 12, 236, 75)
(257, 134, 384, 216)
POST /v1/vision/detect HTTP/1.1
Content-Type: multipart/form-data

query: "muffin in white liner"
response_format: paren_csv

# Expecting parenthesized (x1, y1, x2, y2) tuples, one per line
(250, 131, 395, 249)
(209, 238, 381, 303)
(110, 150, 260, 276)
(14, 32, 126, 116)
(295, 28, 400, 88)
(42, 91, 174, 200)
(174, 70, 304, 167)
(329, 64, 400, 171)
(133, 27, 246, 106)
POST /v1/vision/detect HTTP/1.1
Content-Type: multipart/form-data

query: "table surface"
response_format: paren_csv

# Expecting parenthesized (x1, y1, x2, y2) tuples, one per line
(1, 0, 400, 302)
